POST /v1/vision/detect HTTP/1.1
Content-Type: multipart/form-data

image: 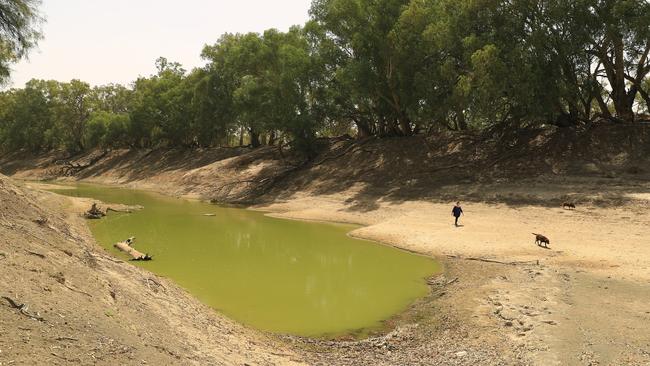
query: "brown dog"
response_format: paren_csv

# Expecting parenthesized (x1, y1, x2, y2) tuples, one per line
(562, 202, 576, 210)
(533, 233, 550, 248)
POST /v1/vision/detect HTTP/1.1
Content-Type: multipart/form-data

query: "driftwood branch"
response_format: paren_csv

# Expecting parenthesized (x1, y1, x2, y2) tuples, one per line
(146, 278, 164, 288)
(106, 207, 138, 213)
(56, 337, 79, 342)
(25, 250, 46, 259)
(447, 255, 539, 266)
(102, 256, 126, 264)
(144, 278, 166, 293)
(62, 283, 92, 297)
(445, 277, 459, 286)
(427, 276, 459, 287)
(84, 203, 106, 220)
(1, 296, 45, 322)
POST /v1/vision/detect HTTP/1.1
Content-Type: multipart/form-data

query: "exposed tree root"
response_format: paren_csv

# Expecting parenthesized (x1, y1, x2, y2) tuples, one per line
(61, 149, 109, 176)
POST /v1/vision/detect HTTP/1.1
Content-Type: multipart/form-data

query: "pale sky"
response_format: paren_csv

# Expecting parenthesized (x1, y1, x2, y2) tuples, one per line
(9, 0, 312, 88)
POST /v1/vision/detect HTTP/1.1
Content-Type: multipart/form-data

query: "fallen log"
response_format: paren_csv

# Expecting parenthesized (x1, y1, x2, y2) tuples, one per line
(106, 207, 131, 214)
(114, 237, 152, 261)
(106, 205, 144, 214)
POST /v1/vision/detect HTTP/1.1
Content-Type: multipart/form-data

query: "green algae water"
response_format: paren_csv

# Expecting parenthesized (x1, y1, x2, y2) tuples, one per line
(53, 184, 439, 337)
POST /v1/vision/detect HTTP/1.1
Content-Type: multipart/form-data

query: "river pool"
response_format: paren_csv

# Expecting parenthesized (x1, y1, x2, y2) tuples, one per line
(53, 185, 440, 337)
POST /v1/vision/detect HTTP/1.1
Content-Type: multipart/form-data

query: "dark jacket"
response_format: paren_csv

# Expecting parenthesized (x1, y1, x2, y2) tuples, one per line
(452, 206, 463, 217)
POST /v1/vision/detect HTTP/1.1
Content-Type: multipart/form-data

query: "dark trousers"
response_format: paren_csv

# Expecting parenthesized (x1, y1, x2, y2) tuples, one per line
(454, 215, 460, 226)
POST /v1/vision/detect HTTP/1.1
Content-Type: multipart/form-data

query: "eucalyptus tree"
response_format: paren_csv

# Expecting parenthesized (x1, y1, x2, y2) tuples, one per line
(90, 83, 133, 114)
(254, 26, 332, 154)
(0, 79, 54, 151)
(201, 27, 331, 154)
(581, 0, 650, 121)
(0, 0, 42, 83)
(309, 0, 425, 136)
(412, 0, 650, 129)
(191, 68, 233, 147)
(202, 33, 265, 146)
(129, 57, 195, 147)
(50, 80, 93, 152)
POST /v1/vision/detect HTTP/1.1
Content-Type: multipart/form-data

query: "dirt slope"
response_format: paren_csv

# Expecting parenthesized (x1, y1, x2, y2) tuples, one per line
(2, 124, 650, 206)
(0, 174, 304, 366)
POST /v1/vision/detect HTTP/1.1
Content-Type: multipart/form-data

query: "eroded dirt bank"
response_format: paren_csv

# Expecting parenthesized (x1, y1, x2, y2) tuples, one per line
(3, 126, 650, 365)
(0, 175, 304, 366)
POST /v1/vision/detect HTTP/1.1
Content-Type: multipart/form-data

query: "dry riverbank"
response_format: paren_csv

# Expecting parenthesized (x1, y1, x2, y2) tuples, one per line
(0, 175, 305, 366)
(3, 128, 650, 365)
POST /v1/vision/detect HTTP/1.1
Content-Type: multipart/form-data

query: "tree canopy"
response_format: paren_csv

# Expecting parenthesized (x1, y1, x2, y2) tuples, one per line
(1, 0, 649, 155)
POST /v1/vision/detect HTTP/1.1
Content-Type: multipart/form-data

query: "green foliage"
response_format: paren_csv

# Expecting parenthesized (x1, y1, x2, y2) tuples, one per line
(0, 79, 54, 151)
(201, 26, 332, 155)
(0, 0, 42, 84)
(1, 0, 650, 155)
(84, 111, 130, 148)
(129, 58, 195, 147)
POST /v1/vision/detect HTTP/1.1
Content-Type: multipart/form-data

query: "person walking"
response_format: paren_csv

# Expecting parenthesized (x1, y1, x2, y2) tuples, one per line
(452, 202, 463, 227)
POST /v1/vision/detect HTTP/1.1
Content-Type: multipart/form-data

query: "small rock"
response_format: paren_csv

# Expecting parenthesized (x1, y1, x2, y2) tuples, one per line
(455, 351, 468, 358)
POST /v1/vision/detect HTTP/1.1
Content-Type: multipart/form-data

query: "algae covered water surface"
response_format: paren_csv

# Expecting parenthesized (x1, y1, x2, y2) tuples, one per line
(54, 184, 440, 337)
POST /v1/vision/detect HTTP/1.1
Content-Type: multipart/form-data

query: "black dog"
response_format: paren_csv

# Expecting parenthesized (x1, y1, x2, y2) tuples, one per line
(562, 202, 576, 210)
(533, 233, 550, 248)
